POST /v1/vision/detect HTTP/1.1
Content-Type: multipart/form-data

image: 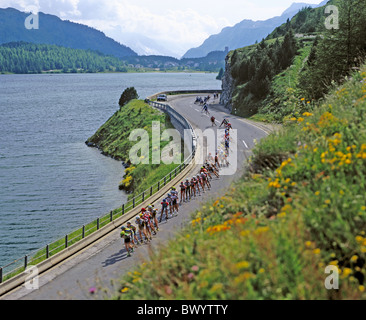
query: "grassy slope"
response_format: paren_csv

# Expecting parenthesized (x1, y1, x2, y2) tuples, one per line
(87, 99, 180, 196)
(114, 66, 366, 300)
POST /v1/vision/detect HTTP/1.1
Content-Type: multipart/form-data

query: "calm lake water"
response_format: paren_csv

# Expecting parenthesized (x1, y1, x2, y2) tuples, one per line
(0, 72, 221, 267)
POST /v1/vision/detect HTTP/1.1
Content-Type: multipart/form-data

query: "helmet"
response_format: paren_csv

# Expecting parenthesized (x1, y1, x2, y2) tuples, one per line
(141, 208, 146, 212)
(136, 217, 140, 220)
(121, 226, 126, 230)
(148, 205, 153, 209)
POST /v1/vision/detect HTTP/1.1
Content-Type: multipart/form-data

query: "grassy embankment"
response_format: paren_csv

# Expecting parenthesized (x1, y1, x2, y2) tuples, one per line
(114, 66, 366, 300)
(87, 99, 183, 197)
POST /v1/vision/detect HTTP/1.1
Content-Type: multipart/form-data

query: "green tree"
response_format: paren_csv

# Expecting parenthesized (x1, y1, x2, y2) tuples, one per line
(216, 67, 224, 80)
(119, 87, 139, 108)
(299, 0, 366, 100)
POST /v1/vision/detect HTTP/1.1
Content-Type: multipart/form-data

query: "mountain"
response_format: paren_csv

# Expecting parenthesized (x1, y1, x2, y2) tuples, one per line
(0, 7, 137, 58)
(182, 1, 328, 59)
(105, 28, 179, 58)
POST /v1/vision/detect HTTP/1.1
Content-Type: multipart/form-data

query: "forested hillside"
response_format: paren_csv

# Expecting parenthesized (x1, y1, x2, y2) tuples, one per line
(0, 42, 226, 74)
(0, 42, 129, 74)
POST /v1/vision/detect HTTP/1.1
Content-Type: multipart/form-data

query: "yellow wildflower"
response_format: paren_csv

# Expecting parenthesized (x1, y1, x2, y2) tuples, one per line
(305, 241, 313, 248)
(342, 268, 352, 277)
(235, 261, 250, 269)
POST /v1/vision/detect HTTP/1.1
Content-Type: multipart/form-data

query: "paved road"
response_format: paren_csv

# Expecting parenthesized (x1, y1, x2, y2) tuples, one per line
(2, 94, 270, 300)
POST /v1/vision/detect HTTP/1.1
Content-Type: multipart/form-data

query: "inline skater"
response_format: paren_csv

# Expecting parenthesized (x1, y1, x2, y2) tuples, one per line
(126, 221, 140, 247)
(194, 174, 201, 196)
(184, 178, 191, 201)
(160, 198, 169, 222)
(215, 152, 220, 169)
(142, 208, 156, 237)
(200, 170, 210, 190)
(170, 188, 179, 214)
(166, 194, 173, 216)
(190, 177, 197, 198)
(135, 216, 148, 244)
(120, 226, 134, 257)
(148, 205, 159, 231)
(197, 173, 205, 193)
(211, 116, 217, 126)
(179, 181, 186, 203)
(225, 138, 230, 155)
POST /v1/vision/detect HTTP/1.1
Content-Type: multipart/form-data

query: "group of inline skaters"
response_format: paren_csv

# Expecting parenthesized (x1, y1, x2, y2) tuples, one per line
(120, 95, 233, 257)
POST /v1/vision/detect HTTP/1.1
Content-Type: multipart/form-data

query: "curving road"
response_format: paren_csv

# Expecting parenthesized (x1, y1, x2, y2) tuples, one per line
(2, 94, 272, 300)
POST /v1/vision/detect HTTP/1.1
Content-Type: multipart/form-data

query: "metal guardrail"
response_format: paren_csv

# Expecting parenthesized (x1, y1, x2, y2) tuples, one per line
(0, 97, 197, 287)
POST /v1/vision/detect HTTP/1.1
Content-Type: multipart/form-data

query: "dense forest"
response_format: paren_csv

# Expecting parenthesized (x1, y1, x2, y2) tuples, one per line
(0, 42, 226, 74)
(0, 42, 130, 74)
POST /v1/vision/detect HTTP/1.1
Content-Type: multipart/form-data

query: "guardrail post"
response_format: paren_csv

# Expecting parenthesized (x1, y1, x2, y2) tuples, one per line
(82, 226, 85, 239)
(46, 244, 49, 259)
(0, 267, 2, 284)
(97, 218, 100, 230)
(110, 211, 113, 222)
(150, 186, 153, 196)
(65, 235, 68, 249)
(24, 255, 28, 270)
(133, 198, 135, 209)
(122, 204, 125, 215)
(142, 192, 145, 202)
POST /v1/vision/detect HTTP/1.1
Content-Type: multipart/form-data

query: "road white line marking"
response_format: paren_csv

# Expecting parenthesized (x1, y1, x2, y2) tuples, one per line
(195, 109, 200, 112)
(243, 140, 249, 149)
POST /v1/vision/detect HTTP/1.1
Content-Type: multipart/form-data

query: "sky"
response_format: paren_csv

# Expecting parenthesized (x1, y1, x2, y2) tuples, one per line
(0, 0, 325, 57)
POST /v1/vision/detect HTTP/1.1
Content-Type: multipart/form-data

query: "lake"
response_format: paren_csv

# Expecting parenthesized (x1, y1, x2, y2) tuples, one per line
(0, 72, 221, 267)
